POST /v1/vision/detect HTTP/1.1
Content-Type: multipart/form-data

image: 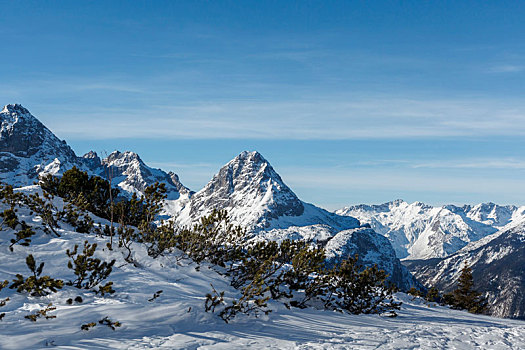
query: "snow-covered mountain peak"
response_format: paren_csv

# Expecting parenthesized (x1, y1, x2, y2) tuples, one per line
(0, 104, 82, 185)
(1, 104, 45, 136)
(175, 151, 360, 233)
(98, 150, 191, 199)
(82, 150, 99, 159)
(1, 103, 32, 118)
(0, 104, 190, 199)
(179, 150, 304, 228)
(221, 150, 285, 188)
(103, 150, 142, 166)
(465, 202, 517, 227)
(0, 103, 75, 158)
(208, 150, 299, 208)
(81, 151, 101, 169)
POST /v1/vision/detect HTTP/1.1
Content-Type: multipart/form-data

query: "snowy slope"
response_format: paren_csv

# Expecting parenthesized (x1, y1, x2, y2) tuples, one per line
(325, 227, 421, 289)
(337, 200, 523, 260)
(0, 189, 524, 349)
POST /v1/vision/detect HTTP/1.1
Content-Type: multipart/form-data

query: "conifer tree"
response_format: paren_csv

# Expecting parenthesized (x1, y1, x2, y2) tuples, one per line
(425, 286, 440, 303)
(444, 263, 488, 314)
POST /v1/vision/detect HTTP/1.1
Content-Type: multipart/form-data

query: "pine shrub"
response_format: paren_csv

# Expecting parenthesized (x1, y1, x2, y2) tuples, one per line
(66, 241, 115, 294)
(24, 303, 56, 322)
(10, 255, 63, 296)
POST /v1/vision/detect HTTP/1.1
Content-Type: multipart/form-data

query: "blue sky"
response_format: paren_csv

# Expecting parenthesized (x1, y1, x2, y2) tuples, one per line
(2, 1, 525, 209)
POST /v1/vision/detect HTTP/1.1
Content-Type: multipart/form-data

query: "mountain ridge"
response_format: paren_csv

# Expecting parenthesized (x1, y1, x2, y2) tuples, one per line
(173, 150, 417, 289)
(0, 104, 190, 199)
(337, 199, 525, 260)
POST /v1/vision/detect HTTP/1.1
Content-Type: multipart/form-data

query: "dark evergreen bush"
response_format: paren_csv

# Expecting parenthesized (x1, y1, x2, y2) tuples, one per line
(24, 303, 56, 322)
(180, 211, 403, 321)
(10, 255, 63, 296)
(66, 240, 115, 295)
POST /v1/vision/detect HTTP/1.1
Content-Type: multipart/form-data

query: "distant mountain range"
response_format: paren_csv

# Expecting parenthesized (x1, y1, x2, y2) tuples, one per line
(337, 200, 525, 260)
(1, 103, 524, 318)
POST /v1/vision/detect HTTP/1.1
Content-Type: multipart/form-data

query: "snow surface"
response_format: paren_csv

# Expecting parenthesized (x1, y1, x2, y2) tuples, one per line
(0, 189, 524, 349)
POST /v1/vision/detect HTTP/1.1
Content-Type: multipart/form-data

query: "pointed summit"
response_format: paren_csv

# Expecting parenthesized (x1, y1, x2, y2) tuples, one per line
(176, 150, 359, 232)
(183, 150, 304, 228)
(100, 150, 191, 199)
(82, 151, 101, 169)
(0, 103, 75, 159)
(0, 104, 82, 185)
(1, 103, 31, 115)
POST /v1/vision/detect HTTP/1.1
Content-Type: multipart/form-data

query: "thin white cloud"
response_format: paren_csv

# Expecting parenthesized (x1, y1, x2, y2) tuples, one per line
(488, 64, 524, 73)
(147, 161, 218, 169)
(276, 165, 525, 208)
(42, 96, 525, 140)
(412, 158, 525, 169)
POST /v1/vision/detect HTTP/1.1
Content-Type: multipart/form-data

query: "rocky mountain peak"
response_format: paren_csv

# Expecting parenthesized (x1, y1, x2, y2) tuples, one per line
(81, 151, 102, 170)
(176, 150, 361, 233)
(2, 103, 31, 116)
(97, 150, 191, 199)
(103, 150, 142, 166)
(83, 150, 99, 159)
(0, 104, 75, 159)
(0, 104, 190, 198)
(216, 151, 290, 192)
(0, 104, 81, 185)
(184, 151, 304, 227)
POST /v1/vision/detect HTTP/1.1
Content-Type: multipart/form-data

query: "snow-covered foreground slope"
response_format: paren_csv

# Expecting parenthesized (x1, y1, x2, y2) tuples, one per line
(1, 197, 524, 349)
(337, 200, 524, 260)
(1, 234, 524, 349)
